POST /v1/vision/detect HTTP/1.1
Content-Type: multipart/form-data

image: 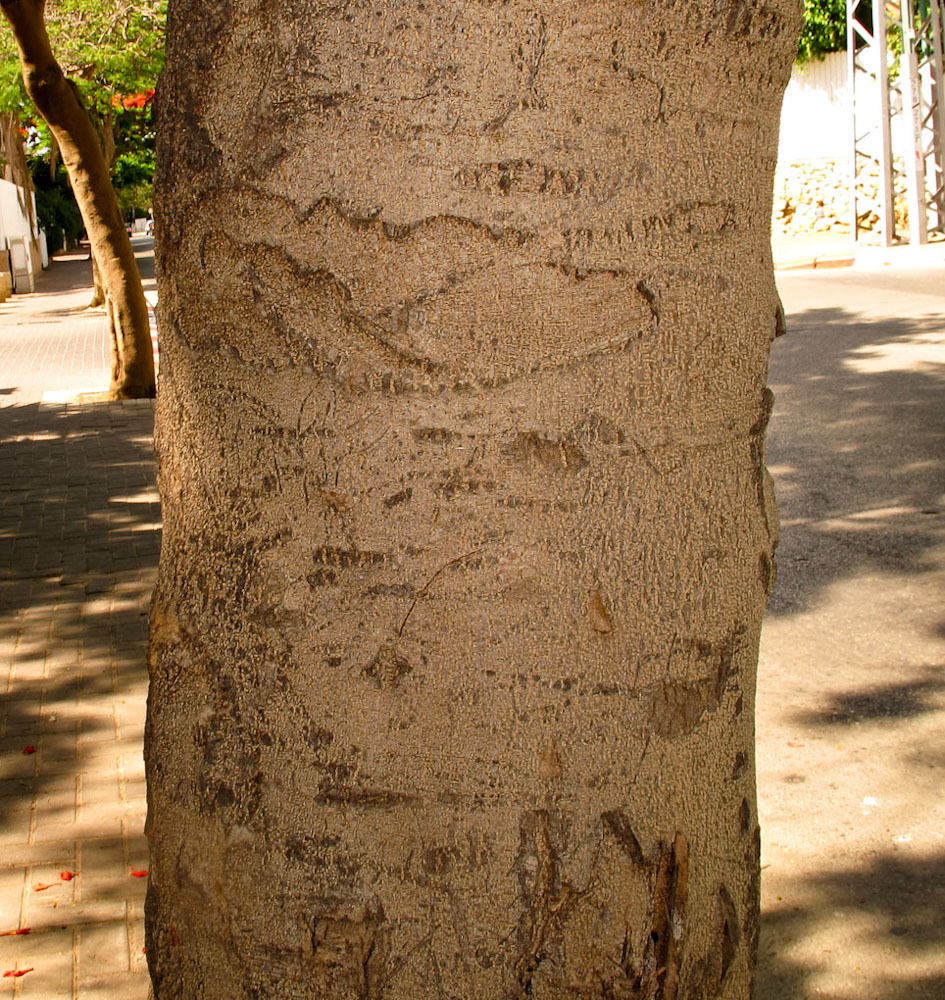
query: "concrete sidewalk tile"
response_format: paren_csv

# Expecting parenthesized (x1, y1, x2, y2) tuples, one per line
(73, 836, 132, 883)
(0, 747, 39, 783)
(126, 901, 147, 975)
(75, 714, 120, 749)
(120, 805, 147, 842)
(74, 772, 120, 813)
(114, 700, 146, 734)
(2, 923, 72, 961)
(77, 971, 150, 1000)
(44, 643, 82, 669)
(0, 841, 76, 872)
(38, 717, 81, 741)
(0, 806, 35, 848)
(1, 253, 157, 999)
(0, 776, 34, 802)
(24, 872, 78, 914)
(30, 774, 78, 827)
(75, 917, 131, 977)
(6, 948, 74, 997)
(0, 864, 26, 924)
(8, 657, 47, 683)
(2, 714, 43, 745)
(117, 752, 145, 785)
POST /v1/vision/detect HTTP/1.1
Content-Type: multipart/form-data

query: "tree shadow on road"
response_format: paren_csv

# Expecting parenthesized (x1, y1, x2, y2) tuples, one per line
(759, 299, 945, 1000)
(766, 305, 945, 619)
(789, 664, 945, 726)
(757, 850, 945, 1000)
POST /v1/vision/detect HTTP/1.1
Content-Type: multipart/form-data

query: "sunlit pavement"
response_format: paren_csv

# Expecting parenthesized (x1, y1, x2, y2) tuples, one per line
(0, 245, 155, 998)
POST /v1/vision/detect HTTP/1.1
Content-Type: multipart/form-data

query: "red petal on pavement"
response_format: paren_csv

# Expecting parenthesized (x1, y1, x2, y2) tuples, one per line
(59, 871, 75, 881)
(787, 741, 805, 747)
(33, 882, 58, 891)
(3, 968, 34, 977)
(0, 928, 30, 937)
(22, 746, 35, 755)
(130, 869, 149, 878)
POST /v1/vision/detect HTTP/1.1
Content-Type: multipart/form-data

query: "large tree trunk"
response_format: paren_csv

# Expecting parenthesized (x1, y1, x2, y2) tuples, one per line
(0, 0, 155, 399)
(147, 2, 799, 997)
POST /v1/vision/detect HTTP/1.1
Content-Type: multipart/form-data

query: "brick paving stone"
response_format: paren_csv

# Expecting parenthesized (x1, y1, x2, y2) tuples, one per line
(1, 245, 156, 999)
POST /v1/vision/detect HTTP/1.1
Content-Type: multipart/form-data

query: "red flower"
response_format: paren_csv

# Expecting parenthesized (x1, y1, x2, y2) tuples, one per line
(22, 745, 35, 755)
(59, 871, 75, 881)
(130, 869, 149, 878)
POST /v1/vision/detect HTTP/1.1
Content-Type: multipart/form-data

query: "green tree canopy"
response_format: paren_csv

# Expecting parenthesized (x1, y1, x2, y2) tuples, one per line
(0, 0, 165, 215)
(2, 0, 166, 113)
(797, 0, 847, 65)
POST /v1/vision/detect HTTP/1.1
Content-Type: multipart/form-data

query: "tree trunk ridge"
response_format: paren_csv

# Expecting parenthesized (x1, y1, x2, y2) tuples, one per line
(147, 1, 801, 996)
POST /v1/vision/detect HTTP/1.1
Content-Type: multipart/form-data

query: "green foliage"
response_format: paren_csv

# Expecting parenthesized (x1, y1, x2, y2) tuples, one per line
(0, 1, 166, 115)
(30, 160, 84, 254)
(24, 1, 165, 112)
(797, 0, 847, 65)
(0, 1, 165, 225)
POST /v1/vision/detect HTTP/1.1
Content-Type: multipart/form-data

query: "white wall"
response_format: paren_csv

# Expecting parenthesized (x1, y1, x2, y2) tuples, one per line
(777, 51, 850, 164)
(777, 48, 914, 167)
(0, 177, 39, 242)
(0, 178, 42, 292)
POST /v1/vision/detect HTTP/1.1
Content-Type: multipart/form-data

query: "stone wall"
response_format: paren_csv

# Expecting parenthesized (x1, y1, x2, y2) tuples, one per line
(772, 157, 909, 236)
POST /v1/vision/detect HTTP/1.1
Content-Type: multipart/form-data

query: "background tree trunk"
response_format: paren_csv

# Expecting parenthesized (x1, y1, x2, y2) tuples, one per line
(0, 0, 155, 399)
(0, 111, 36, 234)
(89, 253, 105, 308)
(148, 2, 800, 997)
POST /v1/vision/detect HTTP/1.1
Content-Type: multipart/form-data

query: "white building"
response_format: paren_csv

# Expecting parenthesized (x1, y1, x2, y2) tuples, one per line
(0, 176, 46, 300)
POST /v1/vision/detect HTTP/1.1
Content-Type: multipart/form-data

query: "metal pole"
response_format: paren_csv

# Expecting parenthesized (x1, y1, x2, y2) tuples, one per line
(876, 2, 897, 243)
(902, 0, 931, 241)
(848, 0, 898, 245)
(925, 0, 945, 232)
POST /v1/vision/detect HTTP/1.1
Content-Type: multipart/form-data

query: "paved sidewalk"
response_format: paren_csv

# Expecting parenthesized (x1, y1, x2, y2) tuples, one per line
(0, 249, 156, 998)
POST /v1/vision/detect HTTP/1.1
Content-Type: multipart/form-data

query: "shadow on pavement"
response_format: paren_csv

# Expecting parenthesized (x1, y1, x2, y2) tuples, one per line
(767, 305, 945, 619)
(16, 250, 96, 298)
(0, 400, 157, 993)
(789, 666, 945, 726)
(758, 850, 945, 1000)
(758, 298, 945, 1000)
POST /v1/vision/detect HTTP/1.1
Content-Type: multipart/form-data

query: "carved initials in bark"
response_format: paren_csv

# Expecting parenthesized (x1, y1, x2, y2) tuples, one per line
(639, 833, 689, 1000)
(309, 899, 389, 1000)
(514, 810, 577, 996)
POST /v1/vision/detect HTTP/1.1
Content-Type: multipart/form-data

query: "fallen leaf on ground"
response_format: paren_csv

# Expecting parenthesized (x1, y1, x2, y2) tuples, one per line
(3, 968, 34, 977)
(130, 869, 149, 878)
(0, 928, 30, 937)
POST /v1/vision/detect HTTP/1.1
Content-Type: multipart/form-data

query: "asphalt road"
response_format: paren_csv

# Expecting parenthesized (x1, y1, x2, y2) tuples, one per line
(756, 265, 945, 1000)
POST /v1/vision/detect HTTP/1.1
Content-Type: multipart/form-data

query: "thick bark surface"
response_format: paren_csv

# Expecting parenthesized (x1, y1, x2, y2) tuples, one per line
(0, 0, 155, 398)
(149, 2, 800, 998)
